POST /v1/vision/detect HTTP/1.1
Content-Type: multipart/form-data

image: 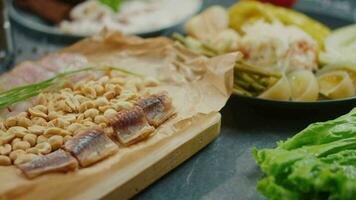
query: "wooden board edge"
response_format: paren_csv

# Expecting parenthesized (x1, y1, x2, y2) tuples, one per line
(103, 113, 222, 200)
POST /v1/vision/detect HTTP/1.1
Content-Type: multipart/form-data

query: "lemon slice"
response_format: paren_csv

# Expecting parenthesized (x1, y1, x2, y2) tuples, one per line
(287, 70, 319, 101)
(317, 70, 355, 99)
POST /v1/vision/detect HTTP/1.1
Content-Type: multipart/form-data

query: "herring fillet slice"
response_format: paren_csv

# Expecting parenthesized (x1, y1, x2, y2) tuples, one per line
(0, 54, 88, 117)
(136, 94, 175, 127)
(63, 128, 119, 167)
(109, 106, 155, 145)
(0, 54, 88, 91)
(16, 149, 79, 179)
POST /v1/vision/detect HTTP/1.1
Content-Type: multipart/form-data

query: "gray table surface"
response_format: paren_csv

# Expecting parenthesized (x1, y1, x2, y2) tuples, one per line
(8, 0, 356, 199)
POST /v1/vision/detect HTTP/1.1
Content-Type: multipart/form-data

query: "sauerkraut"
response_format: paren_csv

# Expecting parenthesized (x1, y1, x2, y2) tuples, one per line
(239, 21, 318, 72)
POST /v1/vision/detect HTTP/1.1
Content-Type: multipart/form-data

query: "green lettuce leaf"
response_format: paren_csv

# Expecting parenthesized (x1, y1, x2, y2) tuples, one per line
(254, 108, 356, 200)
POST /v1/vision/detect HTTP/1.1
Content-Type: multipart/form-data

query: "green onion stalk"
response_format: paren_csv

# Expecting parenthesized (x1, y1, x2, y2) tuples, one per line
(0, 66, 141, 110)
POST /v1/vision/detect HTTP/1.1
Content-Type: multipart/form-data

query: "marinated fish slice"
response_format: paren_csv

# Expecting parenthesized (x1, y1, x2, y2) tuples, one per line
(63, 128, 118, 167)
(136, 94, 175, 127)
(16, 149, 78, 179)
(109, 106, 155, 146)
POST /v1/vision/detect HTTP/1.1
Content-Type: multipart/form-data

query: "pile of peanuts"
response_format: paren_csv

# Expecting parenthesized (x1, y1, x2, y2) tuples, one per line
(0, 73, 159, 166)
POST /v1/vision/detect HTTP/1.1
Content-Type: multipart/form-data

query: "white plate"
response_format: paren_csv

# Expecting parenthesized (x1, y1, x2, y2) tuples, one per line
(9, 0, 202, 39)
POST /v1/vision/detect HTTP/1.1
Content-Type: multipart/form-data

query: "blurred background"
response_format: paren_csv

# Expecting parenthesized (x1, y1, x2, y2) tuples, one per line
(4, 0, 355, 66)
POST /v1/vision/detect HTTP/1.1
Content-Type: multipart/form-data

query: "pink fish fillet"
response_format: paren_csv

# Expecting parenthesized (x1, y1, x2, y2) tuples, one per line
(0, 53, 88, 116)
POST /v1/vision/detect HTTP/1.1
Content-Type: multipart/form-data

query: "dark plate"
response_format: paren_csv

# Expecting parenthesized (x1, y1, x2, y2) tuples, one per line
(231, 11, 356, 114)
(8, 0, 202, 39)
(231, 94, 356, 118)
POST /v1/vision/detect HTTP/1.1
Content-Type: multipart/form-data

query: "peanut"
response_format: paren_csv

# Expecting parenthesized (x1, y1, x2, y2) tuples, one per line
(104, 91, 116, 99)
(74, 94, 90, 104)
(104, 109, 117, 119)
(13, 141, 31, 151)
(84, 108, 99, 119)
(0, 144, 11, 155)
(94, 115, 107, 124)
(5, 117, 17, 128)
(23, 134, 37, 146)
(82, 86, 96, 99)
(94, 84, 105, 96)
(94, 96, 109, 107)
(98, 123, 107, 129)
(28, 105, 48, 118)
(17, 117, 32, 128)
(0, 130, 6, 145)
(62, 114, 76, 123)
(48, 111, 63, 121)
(0, 155, 11, 166)
(98, 105, 112, 112)
(50, 118, 70, 129)
(78, 101, 96, 113)
(63, 135, 73, 143)
(65, 97, 79, 112)
(105, 83, 121, 94)
(31, 117, 47, 126)
(119, 90, 138, 101)
(17, 112, 28, 118)
(9, 149, 25, 161)
(48, 135, 63, 150)
(98, 76, 109, 85)
(0, 131, 15, 144)
(7, 126, 28, 138)
(67, 123, 84, 134)
(26, 147, 41, 154)
(0, 121, 6, 131)
(44, 127, 70, 137)
(14, 153, 38, 165)
(11, 138, 21, 146)
(81, 120, 96, 127)
(34, 142, 52, 154)
(56, 100, 73, 112)
(111, 100, 133, 111)
(76, 113, 85, 122)
(37, 135, 48, 144)
(28, 125, 46, 135)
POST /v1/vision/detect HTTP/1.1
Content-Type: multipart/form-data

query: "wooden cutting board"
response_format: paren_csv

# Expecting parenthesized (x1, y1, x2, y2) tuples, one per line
(0, 112, 221, 200)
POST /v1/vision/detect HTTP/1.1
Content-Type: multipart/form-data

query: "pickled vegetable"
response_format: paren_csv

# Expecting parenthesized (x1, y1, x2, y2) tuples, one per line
(317, 70, 355, 99)
(228, 1, 330, 48)
(325, 24, 356, 53)
(287, 70, 319, 101)
(320, 25, 356, 67)
(259, 75, 291, 100)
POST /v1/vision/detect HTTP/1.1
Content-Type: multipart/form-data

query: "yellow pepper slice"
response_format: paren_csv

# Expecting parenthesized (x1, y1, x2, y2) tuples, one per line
(228, 0, 330, 48)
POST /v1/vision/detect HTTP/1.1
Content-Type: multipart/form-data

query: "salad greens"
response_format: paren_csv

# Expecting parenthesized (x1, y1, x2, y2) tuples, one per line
(254, 108, 356, 200)
(98, 0, 123, 12)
